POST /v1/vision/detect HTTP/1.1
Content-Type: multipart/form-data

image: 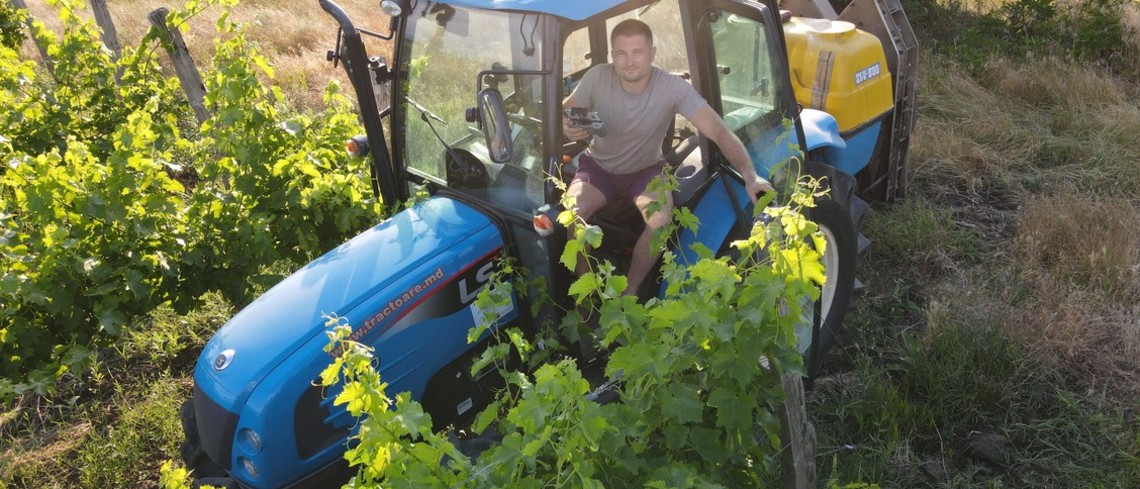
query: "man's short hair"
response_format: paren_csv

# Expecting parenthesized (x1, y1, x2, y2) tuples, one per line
(611, 19, 653, 46)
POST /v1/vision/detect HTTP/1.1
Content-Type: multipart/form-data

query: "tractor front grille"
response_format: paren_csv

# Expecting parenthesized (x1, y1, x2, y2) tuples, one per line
(294, 382, 351, 460)
(193, 384, 239, 470)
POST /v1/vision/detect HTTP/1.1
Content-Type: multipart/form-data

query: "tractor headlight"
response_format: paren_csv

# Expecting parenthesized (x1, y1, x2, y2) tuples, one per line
(380, 0, 403, 16)
(238, 428, 263, 453)
(238, 456, 260, 480)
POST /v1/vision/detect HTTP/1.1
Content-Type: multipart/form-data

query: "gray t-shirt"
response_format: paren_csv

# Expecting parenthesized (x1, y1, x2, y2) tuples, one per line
(568, 65, 707, 175)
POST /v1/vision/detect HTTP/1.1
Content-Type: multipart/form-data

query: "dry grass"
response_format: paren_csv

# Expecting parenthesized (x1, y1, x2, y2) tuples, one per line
(989, 56, 1130, 110)
(819, 2, 1140, 485)
(16, 0, 388, 111)
(1, 421, 91, 479)
(910, 55, 1039, 190)
(912, 47, 1140, 198)
(948, 0, 1010, 14)
(905, 41, 1140, 402)
(994, 195, 1140, 396)
(1016, 195, 1140, 301)
(1126, 2, 1140, 54)
(855, 34, 1140, 449)
(1007, 272, 1140, 398)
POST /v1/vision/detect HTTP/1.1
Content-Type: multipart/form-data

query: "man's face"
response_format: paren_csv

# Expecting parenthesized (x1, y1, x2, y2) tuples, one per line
(610, 33, 655, 85)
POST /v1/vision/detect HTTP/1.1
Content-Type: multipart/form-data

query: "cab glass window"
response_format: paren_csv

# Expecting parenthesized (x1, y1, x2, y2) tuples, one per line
(400, 7, 547, 212)
(706, 8, 797, 177)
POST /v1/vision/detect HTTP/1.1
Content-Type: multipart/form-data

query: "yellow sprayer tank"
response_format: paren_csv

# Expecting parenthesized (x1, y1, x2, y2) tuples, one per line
(783, 16, 894, 133)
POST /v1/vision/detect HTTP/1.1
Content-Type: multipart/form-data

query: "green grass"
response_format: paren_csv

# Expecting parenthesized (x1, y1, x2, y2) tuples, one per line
(861, 201, 984, 278)
(0, 295, 231, 488)
(814, 312, 1140, 487)
(816, 247, 1140, 487)
(74, 379, 189, 487)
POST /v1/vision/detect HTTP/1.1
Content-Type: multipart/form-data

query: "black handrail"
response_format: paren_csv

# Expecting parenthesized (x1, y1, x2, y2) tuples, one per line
(319, 0, 404, 203)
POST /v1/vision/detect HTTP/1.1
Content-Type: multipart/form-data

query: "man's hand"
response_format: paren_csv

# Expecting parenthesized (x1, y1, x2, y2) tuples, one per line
(744, 174, 774, 204)
(563, 113, 589, 141)
(562, 95, 590, 141)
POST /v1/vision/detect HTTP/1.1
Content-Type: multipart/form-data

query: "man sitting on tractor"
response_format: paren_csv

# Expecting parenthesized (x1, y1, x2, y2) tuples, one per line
(562, 18, 773, 297)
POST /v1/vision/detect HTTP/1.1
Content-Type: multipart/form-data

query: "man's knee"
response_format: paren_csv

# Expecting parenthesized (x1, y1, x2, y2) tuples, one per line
(637, 193, 673, 229)
(568, 181, 607, 221)
(644, 212, 671, 231)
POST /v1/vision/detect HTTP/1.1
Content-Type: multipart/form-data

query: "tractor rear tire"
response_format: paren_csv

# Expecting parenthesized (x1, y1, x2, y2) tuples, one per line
(804, 197, 857, 375)
(801, 157, 868, 377)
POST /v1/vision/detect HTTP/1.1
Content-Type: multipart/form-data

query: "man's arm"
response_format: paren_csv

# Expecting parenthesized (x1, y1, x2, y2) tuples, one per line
(687, 104, 773, 203)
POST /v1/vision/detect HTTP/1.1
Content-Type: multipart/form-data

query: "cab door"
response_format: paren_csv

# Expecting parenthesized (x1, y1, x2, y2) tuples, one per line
(664, 0, 805, 274)
(681, 0, 805, 181)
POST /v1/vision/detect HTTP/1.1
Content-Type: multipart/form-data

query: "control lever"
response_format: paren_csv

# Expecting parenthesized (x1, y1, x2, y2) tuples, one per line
(563, 107, 607, 137)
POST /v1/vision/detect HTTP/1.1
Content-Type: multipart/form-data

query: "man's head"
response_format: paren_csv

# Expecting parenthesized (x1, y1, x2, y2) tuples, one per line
(610, 19, 656, 86)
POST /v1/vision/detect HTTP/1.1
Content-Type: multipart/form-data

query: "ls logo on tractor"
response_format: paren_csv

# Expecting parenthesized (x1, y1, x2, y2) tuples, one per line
(213, 349, 234, 371)
(459, 260, 497, 304)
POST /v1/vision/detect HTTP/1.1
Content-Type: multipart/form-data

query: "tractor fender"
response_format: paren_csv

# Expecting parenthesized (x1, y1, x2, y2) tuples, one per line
(669, 172, 751, 272)
(800, 108, 846, 153)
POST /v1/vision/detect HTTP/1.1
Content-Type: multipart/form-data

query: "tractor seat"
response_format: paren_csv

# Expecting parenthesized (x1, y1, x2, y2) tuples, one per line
(560, 133, 707, 209)
(561, 138, 711, 248)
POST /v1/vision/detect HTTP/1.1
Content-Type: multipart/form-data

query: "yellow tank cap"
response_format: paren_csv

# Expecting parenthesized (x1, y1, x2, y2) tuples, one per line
(796, 17, 857, 37)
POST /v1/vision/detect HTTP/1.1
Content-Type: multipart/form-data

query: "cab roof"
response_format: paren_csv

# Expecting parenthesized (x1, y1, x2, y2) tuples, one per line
(438, 0, 628, 21)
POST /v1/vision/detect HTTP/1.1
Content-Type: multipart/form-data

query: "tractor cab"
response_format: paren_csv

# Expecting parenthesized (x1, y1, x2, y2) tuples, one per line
(351, 0, 805, 299)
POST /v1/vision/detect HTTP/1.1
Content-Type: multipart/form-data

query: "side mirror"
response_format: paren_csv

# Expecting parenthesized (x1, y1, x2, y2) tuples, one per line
(478, 88, 512, 163)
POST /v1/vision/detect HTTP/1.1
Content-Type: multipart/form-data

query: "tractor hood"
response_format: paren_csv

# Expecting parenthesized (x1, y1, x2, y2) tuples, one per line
(194, 196, 498, 411)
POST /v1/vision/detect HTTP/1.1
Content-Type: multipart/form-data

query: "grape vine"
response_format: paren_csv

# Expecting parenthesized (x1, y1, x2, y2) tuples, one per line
(318, 173, 827, 487)
(0, 0, 381, 397)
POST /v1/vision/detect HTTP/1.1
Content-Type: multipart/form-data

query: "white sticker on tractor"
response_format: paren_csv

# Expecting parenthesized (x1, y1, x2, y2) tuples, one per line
(457, 397, 474, 416)
(469, 287, 514, 325)
(854, 62, 882, 85)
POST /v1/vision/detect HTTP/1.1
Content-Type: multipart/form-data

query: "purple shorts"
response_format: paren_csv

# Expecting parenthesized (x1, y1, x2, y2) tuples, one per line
(572, 153, 666, 204)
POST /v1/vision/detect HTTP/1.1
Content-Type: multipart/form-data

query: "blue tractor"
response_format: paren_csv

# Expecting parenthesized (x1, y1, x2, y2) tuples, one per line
(179, 0, 917, 487)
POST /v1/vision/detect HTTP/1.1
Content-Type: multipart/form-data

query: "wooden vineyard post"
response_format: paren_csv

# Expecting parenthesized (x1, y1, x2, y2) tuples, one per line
(779, 373, 817, 489)
(88, 0, 121, 82)
(8, 0, 56, 80)
(147, 7, 210, 124)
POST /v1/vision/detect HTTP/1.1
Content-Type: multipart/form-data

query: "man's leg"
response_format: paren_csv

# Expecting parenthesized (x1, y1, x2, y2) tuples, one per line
(626, 188, 673, 296)
(566, 179, 608, 275)
(566, 179, 610, 363)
